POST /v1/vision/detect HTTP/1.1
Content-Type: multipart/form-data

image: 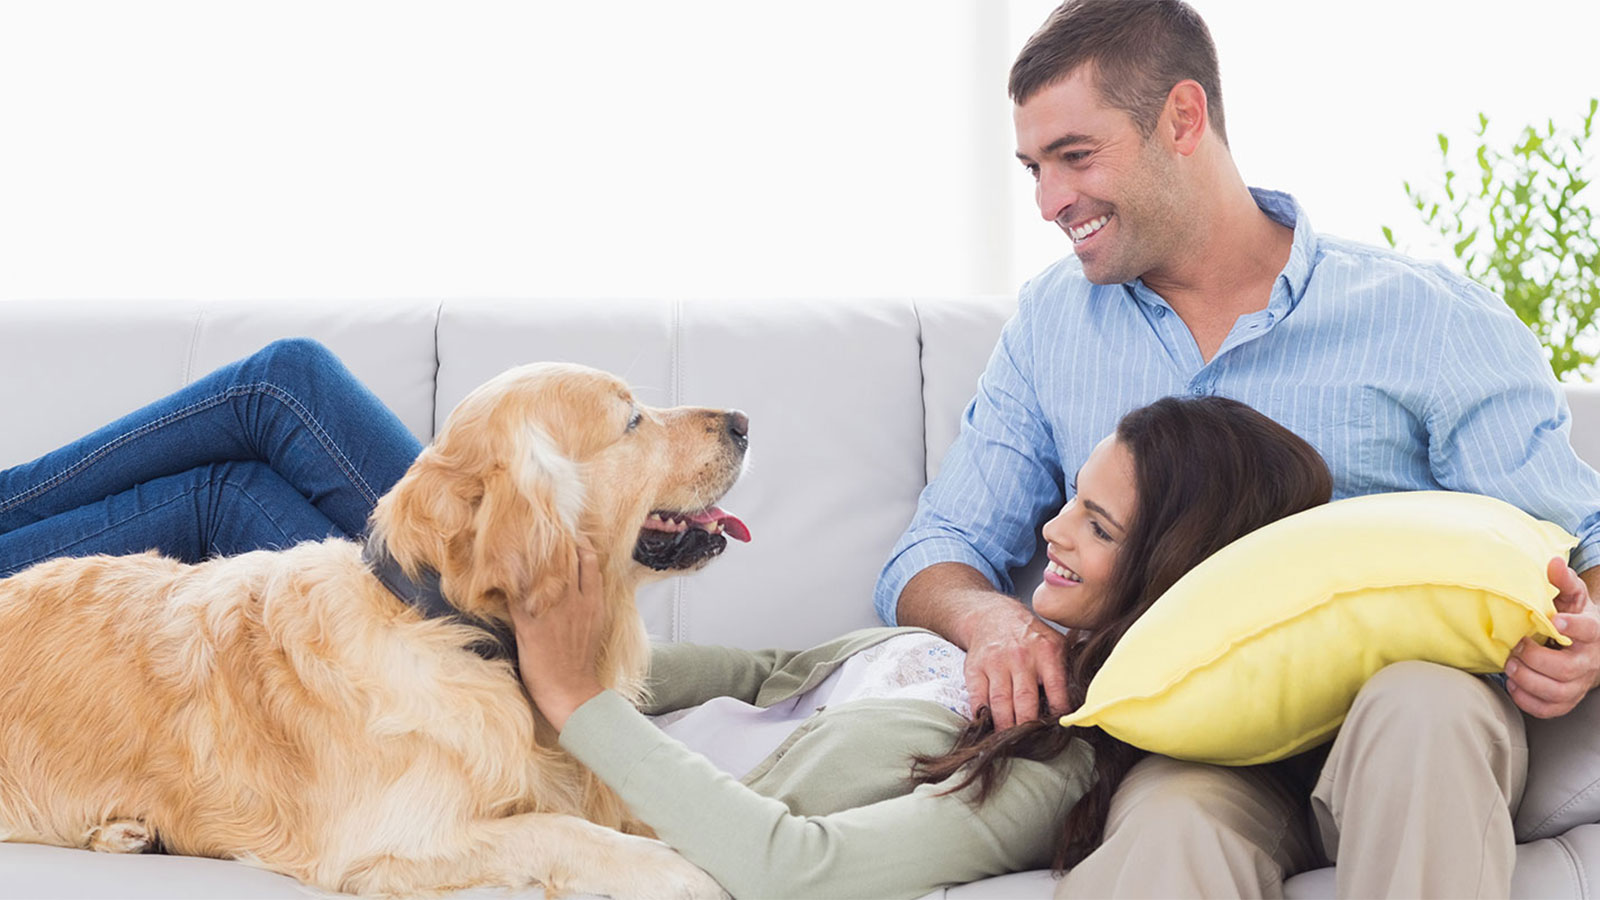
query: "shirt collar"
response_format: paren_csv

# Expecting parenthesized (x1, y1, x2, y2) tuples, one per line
(1123, 187, 1318, 316)
(1250, 187, 1317, 314)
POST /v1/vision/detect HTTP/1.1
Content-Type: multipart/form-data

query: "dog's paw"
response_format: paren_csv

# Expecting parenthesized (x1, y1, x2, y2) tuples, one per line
(85, 819, 154, 854)
(559, 834, 726, 900)
(617, 840, 726, 900)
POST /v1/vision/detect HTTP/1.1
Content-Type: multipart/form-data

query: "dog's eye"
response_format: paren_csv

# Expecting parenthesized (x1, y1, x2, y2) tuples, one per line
(627, 409, 642, 432)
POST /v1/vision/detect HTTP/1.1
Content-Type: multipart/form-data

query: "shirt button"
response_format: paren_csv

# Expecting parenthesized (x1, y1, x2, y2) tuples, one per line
(1155, 308, 1166, 317)
(1191, 385, 1205, 396)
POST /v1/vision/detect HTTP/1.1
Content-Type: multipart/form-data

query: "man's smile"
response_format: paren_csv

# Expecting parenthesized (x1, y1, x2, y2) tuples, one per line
(1066, 213, 1111, 244)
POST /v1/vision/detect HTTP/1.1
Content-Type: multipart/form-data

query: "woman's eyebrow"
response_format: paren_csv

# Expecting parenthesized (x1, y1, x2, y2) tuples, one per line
(1082, 498, 1125, 533)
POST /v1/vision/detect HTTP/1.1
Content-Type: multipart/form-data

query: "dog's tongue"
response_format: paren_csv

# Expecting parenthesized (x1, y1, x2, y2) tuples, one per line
(687, 506, 751, 542)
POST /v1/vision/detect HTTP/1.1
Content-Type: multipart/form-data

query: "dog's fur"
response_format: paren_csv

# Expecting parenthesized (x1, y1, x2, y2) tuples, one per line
(0, 363, 746, 898)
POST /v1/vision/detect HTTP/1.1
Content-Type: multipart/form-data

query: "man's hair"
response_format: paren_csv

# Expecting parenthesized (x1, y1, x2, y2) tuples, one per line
(1009, 0, 1228, 147)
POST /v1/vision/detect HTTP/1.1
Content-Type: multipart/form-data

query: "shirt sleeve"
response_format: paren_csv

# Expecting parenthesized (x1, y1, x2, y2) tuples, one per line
(561, 690, 1092, 900)
(1427, 288, 1600, 572)
(874, 287, 1067, 624)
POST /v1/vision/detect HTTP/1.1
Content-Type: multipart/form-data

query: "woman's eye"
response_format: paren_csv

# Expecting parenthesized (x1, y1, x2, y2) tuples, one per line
(1091, 521, 1112, 541)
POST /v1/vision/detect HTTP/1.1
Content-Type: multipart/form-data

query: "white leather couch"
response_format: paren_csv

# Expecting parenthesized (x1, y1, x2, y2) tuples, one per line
(3, 298, 1600, 899)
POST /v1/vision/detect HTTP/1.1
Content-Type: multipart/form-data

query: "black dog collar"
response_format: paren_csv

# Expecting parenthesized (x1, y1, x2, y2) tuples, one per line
(360, 533, 518, 663)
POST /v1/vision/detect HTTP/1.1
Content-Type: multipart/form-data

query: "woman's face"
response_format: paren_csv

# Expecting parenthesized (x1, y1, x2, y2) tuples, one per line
(1032, 434, 1137, 630)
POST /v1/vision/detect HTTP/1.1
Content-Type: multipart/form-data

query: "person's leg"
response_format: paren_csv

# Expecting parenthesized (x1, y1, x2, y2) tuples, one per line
(1310, 661, 1526, 899)
(0, 462, 342, 576)
(1058, 754, 1321, 899)
(0, 338, 421, 562)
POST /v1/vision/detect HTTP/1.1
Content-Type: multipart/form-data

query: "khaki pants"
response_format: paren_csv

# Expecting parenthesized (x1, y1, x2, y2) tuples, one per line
(1057, 661, 1528, 899)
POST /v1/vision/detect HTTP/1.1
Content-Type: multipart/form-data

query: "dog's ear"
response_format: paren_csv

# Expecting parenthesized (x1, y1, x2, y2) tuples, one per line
(463, 429, 585, 619)
(369, 444, 479, 588)
(376, 419, 587, 621)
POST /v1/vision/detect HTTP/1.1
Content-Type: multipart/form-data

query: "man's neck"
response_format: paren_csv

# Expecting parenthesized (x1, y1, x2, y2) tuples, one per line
(1141, 181, 1295, 360)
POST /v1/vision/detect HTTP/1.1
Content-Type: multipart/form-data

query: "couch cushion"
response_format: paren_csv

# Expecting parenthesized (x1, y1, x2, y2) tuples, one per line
(0, 841, 549, 899)
(1518, 685, 1600, 842)
(0, 300, 440, 471)
(436, 298, 926, 650)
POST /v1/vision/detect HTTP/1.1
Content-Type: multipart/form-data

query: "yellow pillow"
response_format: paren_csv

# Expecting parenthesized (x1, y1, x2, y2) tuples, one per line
(1058, 491, 1576, 766)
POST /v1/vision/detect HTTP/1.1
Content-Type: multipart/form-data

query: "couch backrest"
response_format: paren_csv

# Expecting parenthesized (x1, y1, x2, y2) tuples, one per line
(4, 298, 1600, 651)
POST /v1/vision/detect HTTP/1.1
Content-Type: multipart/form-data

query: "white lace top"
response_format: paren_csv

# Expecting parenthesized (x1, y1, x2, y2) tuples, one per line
(652, 633, 971, 779)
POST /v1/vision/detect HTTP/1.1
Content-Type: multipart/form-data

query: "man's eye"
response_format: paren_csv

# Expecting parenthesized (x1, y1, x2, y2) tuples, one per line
(1023, 163, 1040, 180)
(1063, 151, 1090, 164)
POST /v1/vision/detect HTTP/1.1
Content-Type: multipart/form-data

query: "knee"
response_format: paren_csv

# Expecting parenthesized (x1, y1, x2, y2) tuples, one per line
(258, 337, 339, 374)
(1108, 759, 1260, 840)
(1346, 661, 1510, 743)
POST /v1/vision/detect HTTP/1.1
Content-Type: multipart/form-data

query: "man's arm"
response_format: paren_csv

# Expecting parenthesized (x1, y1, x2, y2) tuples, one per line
(874, 291, 1072, 728)
(1427, 291, 1600, 717)
(897, 562, 1069, 730)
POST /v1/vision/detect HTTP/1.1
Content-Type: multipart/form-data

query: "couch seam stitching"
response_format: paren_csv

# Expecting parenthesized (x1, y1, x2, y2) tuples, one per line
(671, 298, 686, 643)
(1527, 774, 1600, 841)
(431, 300, 444, 440)
(183, 308, 207, 385)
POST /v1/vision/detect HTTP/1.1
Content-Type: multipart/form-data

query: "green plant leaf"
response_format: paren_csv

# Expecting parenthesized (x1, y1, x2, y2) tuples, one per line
(1404, 101, 1600, 380)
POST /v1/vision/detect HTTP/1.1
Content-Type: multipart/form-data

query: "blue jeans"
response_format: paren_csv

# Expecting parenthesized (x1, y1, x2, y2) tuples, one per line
(0, 338, 423, 578)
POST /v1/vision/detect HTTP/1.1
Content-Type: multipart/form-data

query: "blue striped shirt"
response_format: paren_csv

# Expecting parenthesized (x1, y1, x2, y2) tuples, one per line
(876, 188, 1600, 623)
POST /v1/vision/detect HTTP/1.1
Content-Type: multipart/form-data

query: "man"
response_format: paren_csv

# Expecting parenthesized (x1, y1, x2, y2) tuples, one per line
(874, 0, 1600, 895)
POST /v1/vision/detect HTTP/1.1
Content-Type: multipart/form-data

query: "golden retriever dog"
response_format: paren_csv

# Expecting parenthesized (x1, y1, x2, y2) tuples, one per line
(0, 362, 750, 898)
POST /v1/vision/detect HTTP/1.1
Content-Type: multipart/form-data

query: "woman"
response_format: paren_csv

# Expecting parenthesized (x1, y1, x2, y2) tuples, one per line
(510, 393, 1334, 899)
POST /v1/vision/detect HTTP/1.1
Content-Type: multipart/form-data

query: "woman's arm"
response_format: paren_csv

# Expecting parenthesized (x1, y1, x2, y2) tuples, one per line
(561, 689, 1091, 900)
(510, 550, 1094, 899)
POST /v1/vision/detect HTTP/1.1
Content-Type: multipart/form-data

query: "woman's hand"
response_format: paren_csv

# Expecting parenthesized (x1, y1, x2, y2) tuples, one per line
(509, 544, 608, 731)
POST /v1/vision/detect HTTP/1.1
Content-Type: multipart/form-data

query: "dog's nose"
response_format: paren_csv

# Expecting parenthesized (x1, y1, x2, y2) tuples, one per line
(726, 410, 749, 449)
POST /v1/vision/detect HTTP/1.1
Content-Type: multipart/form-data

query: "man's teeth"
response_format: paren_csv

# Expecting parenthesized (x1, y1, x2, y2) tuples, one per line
(1046, 560, 1083, 583)
(1069, 214, 1110, 243)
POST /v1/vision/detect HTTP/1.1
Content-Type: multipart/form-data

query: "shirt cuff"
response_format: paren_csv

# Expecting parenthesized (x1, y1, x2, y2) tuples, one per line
(1571, 540, 1600, 577)
(875, 535, 1009, 625)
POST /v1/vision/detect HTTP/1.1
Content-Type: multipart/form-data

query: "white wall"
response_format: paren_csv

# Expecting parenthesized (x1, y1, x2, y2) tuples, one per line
(1, 1, 1595, 303)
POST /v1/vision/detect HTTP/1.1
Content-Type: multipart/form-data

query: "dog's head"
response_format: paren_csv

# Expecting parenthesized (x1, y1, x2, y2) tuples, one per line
(369, 362, 749, 625)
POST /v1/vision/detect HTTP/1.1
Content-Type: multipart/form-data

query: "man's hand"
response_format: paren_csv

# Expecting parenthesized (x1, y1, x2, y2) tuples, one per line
(1505, 558, 1600, 718)
(508, 544, 608, 731)
(962, 601, 1070, 730)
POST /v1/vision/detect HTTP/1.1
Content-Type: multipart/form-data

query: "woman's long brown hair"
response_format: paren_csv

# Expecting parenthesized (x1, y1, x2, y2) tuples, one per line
(911, 395, 1333, 870)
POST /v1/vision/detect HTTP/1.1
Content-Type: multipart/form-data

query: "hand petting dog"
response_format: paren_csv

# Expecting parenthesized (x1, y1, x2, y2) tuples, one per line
(1505, 558, 1600, 718)
(514, 544, 608, 732)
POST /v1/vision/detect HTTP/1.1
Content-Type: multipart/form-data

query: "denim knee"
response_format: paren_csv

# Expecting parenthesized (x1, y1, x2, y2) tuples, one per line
(252, 337, 341, 382)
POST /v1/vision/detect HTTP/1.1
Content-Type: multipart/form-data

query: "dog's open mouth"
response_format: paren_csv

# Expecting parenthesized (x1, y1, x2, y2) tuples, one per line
(633, 506, 751, 571)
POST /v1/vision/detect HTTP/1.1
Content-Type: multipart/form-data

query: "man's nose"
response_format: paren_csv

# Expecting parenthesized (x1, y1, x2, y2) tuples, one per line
(1036, 169, 1078, 224)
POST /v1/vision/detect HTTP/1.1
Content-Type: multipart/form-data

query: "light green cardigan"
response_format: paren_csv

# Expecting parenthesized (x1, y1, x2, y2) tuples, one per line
(559, 627, 1095, 900)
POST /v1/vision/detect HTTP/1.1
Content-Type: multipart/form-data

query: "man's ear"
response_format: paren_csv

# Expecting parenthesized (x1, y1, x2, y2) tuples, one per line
(1165, 79, 1209, 156)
